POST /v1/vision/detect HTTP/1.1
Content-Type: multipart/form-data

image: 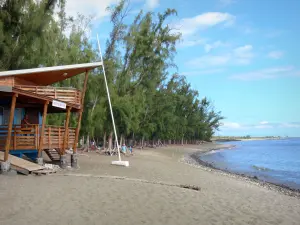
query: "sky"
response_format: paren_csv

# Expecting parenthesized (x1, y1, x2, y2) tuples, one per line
(63, 0, 300, 137)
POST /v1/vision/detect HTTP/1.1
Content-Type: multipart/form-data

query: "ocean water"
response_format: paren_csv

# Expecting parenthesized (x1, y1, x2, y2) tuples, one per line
(200, 138, 300, 190)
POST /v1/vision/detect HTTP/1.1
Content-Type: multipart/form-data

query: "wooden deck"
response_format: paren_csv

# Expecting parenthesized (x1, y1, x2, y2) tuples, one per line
(0, 124, 75, 152)
(15, 85, 82, 105)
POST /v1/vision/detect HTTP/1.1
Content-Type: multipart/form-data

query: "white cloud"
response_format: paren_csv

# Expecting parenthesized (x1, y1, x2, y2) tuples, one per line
(173, 12, 235, 37)
(145, 0, 159, 10)
(186, 44, 254, 68)
(255, 121, 273, 128)
(233, 45, 254, 64)
(254, 125, 273, 129)
(222, 122, 243, 129)
(267, 51, 284, 59)
(222, 121, 300, 131)
(204, 41, 226, 52)
(280, 123, 300, 128)
(178, 38, 206, 48)
(64, 0, 119, 21)
(260, 121, 269, 125)
(187, 54, 231, 68)
(181, 68, 225, 76)
(230, 66, 300, 81)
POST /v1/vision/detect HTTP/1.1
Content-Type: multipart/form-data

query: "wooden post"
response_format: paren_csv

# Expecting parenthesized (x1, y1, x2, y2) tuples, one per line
(54, 88, 57, 99)
(13, 125, 16, 150)
(38, 101, 49, 157)
(48, 126, 51, 149)
(4, 93, 17, 161)
(62, 106, 71, 155)
(73, 70, 89, 153)
(58, 127, 61, 149)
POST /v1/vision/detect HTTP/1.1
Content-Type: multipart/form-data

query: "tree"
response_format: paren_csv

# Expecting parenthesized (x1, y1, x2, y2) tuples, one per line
(1, 0, 225, 147)
(0, 0, 64, 70)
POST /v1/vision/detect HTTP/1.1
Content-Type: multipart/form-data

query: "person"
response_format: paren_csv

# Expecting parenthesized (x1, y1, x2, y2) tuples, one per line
(21, 114, 32, 136)
(129, 145, 133, 155)
(121, 144, 127, 154)
(21, 114, 30, 128)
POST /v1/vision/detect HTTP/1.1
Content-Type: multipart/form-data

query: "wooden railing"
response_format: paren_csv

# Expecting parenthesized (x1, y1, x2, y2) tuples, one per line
(0, 125, 39, 150)
(43, 125, 76, 150)
(15, 85, 82, 105)
(0, 125, 76, 152)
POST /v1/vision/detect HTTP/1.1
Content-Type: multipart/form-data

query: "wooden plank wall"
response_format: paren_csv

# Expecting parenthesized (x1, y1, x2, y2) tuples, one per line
(14, 77, 38, 86)
(0, 77, 38, 87)
(0, 77, 14, 86)
(0, 77, 37, 87)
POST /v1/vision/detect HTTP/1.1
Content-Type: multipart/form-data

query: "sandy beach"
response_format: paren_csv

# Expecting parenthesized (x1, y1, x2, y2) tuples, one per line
(1, 143, 300, 225)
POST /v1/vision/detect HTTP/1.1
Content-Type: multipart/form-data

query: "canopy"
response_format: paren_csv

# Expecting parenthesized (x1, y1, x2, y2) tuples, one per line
(0, 62, 102, 86)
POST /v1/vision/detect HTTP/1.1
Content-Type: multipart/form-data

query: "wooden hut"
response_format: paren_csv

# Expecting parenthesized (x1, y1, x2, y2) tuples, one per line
(0, 62, 102, 171)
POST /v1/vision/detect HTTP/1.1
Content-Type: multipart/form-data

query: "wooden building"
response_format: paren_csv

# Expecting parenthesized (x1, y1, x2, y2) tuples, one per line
(0, 62, 102, 171)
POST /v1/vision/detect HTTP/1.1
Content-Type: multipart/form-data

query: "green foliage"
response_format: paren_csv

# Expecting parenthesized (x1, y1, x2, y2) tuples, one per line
(1, 0, 224, 143)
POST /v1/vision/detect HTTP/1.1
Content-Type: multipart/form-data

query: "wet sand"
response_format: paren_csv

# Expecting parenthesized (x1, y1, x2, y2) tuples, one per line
(1, 143, 300, 225)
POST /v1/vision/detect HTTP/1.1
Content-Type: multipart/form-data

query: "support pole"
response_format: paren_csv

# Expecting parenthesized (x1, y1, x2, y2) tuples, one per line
(4, 93, 17, 162)
(73, 110, 83, 153)
(97, 34, 122, 162)
(38, 101, 48, 157)
(63, 106, 71, 155)
(60, 106, 71, 169)
(73, 70, 89, 154)
(37, 101, 48, 165)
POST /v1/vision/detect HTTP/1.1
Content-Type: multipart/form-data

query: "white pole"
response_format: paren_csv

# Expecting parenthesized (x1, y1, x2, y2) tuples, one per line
(97, 34, 121, 161)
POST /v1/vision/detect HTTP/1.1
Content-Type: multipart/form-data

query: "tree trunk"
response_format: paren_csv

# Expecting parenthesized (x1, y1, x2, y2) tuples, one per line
(120, 134, 125, 146)
(86, 133, 90, 151)
(81, 136, 85, 148)
(132, 132, 135, 147)
(120, 135, 123, 146)
(141, 136, 144, 149)
(103, 132, 106, 150)
(108, 131, 113, 151)
(122, 134, 125, 145)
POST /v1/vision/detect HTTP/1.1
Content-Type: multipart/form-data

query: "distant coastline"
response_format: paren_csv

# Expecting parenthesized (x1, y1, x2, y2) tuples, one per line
(212, 136, 284, 142)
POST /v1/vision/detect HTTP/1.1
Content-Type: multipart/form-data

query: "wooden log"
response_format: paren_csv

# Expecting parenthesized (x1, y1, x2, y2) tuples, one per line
(4, 93, 17, 161)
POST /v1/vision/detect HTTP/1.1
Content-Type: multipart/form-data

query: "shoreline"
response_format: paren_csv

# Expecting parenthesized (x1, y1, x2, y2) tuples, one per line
(1, 143, 300, 224)
(183, 144, 300, 198)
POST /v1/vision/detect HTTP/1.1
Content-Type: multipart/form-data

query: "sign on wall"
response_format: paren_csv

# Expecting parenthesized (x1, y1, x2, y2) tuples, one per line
(52, 100, 66, 109)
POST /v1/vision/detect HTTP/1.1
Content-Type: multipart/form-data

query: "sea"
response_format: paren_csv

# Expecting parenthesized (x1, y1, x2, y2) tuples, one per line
(200, 138, 300, 190)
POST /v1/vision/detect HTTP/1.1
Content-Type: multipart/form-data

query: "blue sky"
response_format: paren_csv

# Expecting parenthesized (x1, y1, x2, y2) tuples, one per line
(65, 0, 300, 137)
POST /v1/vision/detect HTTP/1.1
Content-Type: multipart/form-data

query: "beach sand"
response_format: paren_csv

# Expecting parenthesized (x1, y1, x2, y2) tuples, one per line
(1, 143, 300, 225)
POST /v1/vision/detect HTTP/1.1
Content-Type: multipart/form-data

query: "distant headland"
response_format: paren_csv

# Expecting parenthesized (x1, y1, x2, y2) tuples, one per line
(212, 135, 285, 142)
